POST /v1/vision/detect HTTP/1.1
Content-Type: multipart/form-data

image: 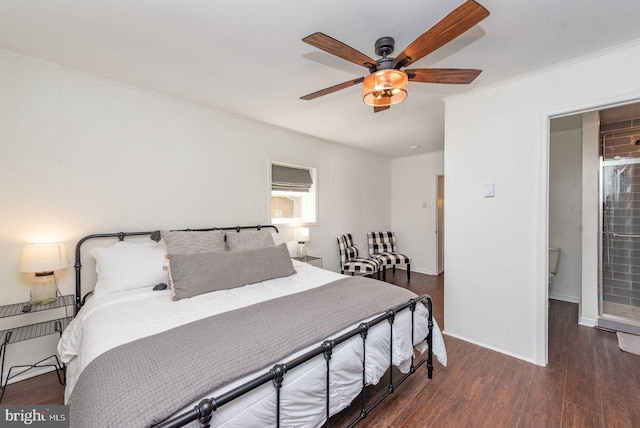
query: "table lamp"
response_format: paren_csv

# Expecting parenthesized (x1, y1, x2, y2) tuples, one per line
(19, 243, 68, 305)
(293, 227, 310, 258)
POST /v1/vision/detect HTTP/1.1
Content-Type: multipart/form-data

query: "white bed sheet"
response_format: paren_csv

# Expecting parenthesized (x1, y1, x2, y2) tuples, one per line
(59, 260, 446, 427)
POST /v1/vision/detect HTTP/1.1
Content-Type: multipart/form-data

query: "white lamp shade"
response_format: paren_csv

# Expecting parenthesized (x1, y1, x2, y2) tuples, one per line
(19, 243, 68, 273)
(293, 227, 310, 243)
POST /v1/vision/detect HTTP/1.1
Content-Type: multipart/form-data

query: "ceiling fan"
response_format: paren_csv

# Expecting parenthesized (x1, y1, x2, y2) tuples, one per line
(300, 0, 490, 112)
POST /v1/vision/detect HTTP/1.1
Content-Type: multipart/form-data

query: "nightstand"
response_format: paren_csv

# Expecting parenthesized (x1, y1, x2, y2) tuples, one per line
(0, 294, 73, 402)
(292, 255, 323, 268)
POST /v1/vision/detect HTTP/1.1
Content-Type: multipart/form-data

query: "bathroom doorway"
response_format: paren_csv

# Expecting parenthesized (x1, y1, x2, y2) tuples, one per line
(548, 105, 640, 335)
(548, 115, 583, 305)
(599, 103, 640, 334)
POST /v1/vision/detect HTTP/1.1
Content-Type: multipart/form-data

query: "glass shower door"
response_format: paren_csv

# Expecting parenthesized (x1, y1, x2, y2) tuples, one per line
(600, 157, 640, 332)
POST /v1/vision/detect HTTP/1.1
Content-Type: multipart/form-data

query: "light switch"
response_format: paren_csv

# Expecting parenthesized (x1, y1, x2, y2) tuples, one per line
(483, 183, 495, 198)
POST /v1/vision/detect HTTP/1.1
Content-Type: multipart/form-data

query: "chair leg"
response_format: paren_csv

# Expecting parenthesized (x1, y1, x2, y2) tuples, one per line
(351, 272, 355, 276)
(383, 268, 386, 282)
(407, 264, 411, 281)
(393, 266, 396, 274)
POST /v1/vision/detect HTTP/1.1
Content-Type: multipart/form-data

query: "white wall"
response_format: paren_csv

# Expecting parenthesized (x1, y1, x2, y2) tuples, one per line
(549, 125, 582, 302)
(0, 50, 392, 380)
(444, 40, 640, 364)
(390, 151, 444, 274)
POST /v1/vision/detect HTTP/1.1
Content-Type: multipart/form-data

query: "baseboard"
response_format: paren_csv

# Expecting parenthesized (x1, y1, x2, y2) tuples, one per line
(549, 293, 580, 304)
(391, 266, 438, 276)
(579, 317, 597, 327)
(597, 317, 640, 333)
(442, 331, 539, 365)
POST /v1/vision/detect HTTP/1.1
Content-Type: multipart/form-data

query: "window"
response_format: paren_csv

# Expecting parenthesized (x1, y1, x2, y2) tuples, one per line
(270, 163, 317, 225)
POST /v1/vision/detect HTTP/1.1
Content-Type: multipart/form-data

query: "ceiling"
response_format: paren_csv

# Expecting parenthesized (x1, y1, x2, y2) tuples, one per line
(2, 0, 640, 158)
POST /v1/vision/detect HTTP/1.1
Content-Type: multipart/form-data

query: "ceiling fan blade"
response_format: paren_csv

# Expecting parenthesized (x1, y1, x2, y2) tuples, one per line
(394, 0, 490, 68)
(300, 77, 365, 100)
(406, 68, 481, 84)
(303, 32, 377, 69)
(374, 106, 390, 113)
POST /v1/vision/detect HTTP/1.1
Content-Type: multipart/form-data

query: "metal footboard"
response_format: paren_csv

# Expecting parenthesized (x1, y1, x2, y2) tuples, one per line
(155, 294, 434, 428)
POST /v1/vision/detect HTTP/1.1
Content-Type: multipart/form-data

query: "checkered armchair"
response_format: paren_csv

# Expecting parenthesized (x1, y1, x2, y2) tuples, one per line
(337, 234, 381, 277)
(367, 231, 411, 281)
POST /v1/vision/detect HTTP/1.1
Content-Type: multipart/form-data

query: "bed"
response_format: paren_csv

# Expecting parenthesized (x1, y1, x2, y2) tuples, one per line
(59, 225, 447, 427)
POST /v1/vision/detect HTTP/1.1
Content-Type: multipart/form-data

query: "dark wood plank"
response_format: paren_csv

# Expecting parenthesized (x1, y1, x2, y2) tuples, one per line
(517, 361, 567, 427)
(547, 299, 571, 364)
(563, 325, 603, 414)
(562, 402, 604, 428)
(426, 348, 511, 427)
(1, 371, 64, 405)
(474, 358, 536, 428)
(596, 327, 640, 427)
(396, 340, 493, 427)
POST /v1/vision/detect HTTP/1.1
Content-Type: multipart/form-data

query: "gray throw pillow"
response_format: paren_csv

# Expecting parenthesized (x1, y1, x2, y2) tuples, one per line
(168, 243, 295, 300)
(226, 230, 275, 251)
(161, 230, 226, 254)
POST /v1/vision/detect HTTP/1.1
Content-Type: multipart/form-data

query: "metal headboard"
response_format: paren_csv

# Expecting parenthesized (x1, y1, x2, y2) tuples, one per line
(74, 225, 279, 314)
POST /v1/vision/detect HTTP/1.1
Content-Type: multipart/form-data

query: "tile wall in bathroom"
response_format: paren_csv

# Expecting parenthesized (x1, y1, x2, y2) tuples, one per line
(602, 116, 640, 307)
(600, 118, 640, 159)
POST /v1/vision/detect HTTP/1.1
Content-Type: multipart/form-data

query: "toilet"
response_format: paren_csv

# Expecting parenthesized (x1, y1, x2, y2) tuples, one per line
(548, 246, 561, 290)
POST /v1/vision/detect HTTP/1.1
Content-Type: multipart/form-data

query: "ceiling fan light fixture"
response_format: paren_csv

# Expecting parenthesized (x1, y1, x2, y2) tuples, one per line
(362, 69, 408, 107)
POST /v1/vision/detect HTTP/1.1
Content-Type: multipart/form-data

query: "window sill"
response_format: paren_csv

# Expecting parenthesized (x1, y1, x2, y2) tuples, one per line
(272, 220, 318, 227)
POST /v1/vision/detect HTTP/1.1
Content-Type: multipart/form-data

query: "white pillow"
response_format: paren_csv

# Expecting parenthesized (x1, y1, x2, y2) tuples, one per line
(271, 232, 284, 246)
(91, 241, 168, 296)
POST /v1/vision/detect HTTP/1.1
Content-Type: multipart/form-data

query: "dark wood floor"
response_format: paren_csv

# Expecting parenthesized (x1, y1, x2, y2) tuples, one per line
(333, 271, 640, 428)
(4, 271, 639, 427)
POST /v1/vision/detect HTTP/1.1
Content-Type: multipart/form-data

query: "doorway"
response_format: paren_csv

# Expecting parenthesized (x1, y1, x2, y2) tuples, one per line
(436, 175, 444, 275)
(548, 115, 583, 305)
(598, 103, 640, 334)
(547, 103, 640, 340)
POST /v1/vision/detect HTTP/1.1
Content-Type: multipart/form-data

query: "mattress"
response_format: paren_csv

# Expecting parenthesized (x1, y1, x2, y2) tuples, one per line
(58, 260, 447, 427)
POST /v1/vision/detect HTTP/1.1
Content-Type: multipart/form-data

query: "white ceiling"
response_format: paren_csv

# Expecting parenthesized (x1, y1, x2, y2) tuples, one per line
(2, 0, 640, 158)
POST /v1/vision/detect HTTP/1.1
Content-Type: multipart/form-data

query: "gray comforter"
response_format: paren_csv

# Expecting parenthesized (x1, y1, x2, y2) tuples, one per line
(68, 276, 419, 427)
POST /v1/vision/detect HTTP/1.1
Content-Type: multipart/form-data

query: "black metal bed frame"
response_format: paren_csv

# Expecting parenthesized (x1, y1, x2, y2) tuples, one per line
(73, 225, 434, 428)
(74, 225, 280, 314)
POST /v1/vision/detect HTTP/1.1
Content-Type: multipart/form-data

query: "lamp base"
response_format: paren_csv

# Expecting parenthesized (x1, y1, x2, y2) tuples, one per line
(30, 274, 58, 305)
(298, 241, 307, 258)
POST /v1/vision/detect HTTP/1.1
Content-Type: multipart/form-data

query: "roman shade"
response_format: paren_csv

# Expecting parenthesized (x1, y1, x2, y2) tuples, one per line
(272, 164, 313, 192)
